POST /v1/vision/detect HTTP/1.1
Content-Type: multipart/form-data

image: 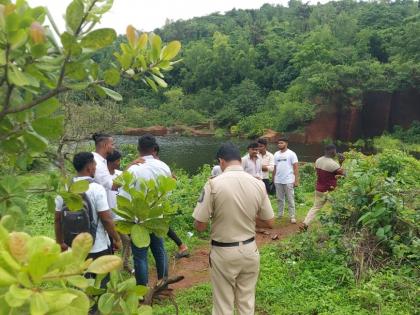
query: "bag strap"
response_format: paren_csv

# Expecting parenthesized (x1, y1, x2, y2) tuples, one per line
(81, 192, 95, 225)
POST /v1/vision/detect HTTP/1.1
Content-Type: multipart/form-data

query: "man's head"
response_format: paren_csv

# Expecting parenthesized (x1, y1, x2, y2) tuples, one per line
(257, 138, 268, 155)
(92, 133, 114, 155)
(247, 142, 259, 158)
(324, 144, 337, 158)
(107, 150, 122, 171)
(216, 142, 241, 171)
(277, 137, 289, 151)
(73, 152, 96, 177)
(137, 134, 158, 156)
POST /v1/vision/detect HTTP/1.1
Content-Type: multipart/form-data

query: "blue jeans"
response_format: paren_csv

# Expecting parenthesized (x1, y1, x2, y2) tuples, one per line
(131, 233, 168, 286)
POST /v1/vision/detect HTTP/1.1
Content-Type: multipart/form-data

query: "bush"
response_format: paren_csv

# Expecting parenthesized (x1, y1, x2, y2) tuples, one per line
(327, 150, 420, 264)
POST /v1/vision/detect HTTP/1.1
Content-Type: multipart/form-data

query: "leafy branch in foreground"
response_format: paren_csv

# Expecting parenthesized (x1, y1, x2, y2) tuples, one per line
(0, 223, 122, 314)
(113, 173, 177, 248)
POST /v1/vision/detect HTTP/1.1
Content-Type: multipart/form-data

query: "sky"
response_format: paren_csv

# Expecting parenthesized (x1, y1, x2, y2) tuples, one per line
(27, 0, 316, 35)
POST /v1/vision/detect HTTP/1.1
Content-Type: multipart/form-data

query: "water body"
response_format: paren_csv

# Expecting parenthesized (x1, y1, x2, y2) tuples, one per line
(115, 135, 324, 174)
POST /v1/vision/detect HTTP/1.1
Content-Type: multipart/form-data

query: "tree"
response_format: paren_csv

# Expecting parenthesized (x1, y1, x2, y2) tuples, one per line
(0, 0, 181, 313)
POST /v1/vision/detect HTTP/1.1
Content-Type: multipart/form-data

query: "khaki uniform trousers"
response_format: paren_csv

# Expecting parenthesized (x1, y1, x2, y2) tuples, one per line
(303, 191, 328, 226)
(210, 241, 260, 315)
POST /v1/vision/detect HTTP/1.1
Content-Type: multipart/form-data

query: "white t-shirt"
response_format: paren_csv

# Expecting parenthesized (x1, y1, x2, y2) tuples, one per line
(56, 176, 111, 253)
(92, 152, 113, 191)
(127, 155, 171, 186)
(273, 149, 298, 184)
(107, 170, 122, 220)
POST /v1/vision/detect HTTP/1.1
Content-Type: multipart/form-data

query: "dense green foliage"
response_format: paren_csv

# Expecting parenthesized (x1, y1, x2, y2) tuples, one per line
(86, 0, 420, 137)
(153, 148, 419, 315)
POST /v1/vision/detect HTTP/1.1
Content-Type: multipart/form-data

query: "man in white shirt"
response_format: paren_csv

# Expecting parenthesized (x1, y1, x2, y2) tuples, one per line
(257, 138, 275, 193)
(91, 133, 118, 192)
(242, 142, 263, 179)
(106, 150, 134, 273)
(54, 152, 121, 260)
(273, 137, 299, 223)
(124, 134, 170, 286)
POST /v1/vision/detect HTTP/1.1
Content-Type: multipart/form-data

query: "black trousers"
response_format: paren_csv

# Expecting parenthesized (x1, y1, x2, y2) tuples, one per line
(86, 247, 113, 288)
(262, 179, 271, 194)
(167, 227, 183, 247)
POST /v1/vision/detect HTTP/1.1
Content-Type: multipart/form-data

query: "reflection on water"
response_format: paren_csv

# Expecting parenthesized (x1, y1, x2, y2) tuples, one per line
(114, 135, 324, 174)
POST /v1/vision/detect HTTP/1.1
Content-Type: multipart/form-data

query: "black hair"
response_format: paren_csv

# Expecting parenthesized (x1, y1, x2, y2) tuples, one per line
(278, 136, 289, 143)
(216, 142, 241, 162)
(138, 134, 157, 154)
(324, 144, 337, 152)
(73, 152, 95, 172)
(257, 138, 268, 146)
(247, 142, 259, 150)
(92, 132, 112, 145)
(107, 150, 122, 163)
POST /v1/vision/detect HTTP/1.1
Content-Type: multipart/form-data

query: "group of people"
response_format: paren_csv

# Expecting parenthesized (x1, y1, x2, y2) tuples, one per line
(54, 133, 345, 315)
(54, 133, 189, 289)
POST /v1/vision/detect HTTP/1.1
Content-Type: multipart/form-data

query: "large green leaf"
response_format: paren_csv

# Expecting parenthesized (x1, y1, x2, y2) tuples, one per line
(10, 29, 28, 50)
(27, 236, 61, 283)
(22, 130, 48, 153)
(131, 224, 150, 248)
(86, 255, 122, 274)
(60, 192, 83, 211)
(69, 180, 89, 194)
(67, 275, 89, 289)
(104, 68, 121, 86)
(71, 233, 93, 262)
(48, 289, 89, 315)
(81, 28, 116, 49)
(138, 305, 153, 315)
(30, 292, 49, 315)
(32, 116, 64, 139)
(98, 293, 115, 315)
(65, 0, 84, 34)
(160, 41, 181, 60)
(115, 220, 135, 234)
(34, 98, 60, 117)
(41, 290, 78, 313)
(99, 86, 122, 101)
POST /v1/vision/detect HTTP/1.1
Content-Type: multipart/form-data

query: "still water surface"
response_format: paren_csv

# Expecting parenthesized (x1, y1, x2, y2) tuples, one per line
(115, 135, 324, 174)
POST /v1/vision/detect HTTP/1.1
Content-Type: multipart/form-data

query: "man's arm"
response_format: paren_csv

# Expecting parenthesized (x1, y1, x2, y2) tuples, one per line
(194, 220, 208, 232)
(293, 163, 299, 187)
(256, 216, 274, 229)
(54, 212, 68, 251)
(273, 165, 276, 181)
(98, 210, 122, 250)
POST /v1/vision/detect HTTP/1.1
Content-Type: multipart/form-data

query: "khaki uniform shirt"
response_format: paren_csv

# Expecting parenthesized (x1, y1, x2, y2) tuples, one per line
(193, 165, 274, 242)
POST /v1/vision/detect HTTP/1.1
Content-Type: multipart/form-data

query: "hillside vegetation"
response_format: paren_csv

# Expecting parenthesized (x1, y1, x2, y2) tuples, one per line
(74, 0, 420, 137)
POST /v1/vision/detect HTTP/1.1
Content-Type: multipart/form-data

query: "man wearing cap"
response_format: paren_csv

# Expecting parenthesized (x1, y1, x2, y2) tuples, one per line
(302, 144, 345, 230)
(193, 143, 275, 315)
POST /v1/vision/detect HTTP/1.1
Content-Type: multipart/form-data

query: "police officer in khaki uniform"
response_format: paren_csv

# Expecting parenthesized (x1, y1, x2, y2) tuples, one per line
(193, 143, 275, 315)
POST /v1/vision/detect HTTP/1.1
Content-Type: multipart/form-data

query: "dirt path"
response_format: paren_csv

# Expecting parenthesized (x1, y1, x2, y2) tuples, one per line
(159, 223, 300, 291)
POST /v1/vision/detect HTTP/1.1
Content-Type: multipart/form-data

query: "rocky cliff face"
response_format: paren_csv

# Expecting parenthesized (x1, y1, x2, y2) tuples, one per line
(303, 89, 420, 143)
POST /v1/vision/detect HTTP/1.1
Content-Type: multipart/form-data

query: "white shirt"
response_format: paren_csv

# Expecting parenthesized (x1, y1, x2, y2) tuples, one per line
(92, 152, 113, 191)
(127, 155, 171, 186)
(211, 165, 222, 177)
(259, 151, 274, 179)
(241, 154, 263, 179)
(55, 176, 111, 253)
(273, 149, 298, 184)
(107, 170, 122, 220)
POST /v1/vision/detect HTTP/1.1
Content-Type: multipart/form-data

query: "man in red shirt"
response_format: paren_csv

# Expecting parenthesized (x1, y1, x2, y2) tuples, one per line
(302, 144, 345, 230)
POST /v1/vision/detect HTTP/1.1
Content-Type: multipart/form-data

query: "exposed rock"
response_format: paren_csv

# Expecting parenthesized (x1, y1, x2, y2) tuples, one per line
(123, 126, 168, 136)
(261, 129, 281, 142)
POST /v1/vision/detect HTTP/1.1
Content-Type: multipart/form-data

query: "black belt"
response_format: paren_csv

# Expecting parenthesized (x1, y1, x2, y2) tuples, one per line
(211, 237, 255, 247)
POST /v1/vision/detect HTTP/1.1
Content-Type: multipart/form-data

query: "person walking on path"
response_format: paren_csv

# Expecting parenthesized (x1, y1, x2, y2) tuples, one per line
(242, 142, 263, 179)
(257, 138, 275, 194)
(302, 144, 345, 230)
(273, 137, 299, 223)
(193, 143, 274, 315)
